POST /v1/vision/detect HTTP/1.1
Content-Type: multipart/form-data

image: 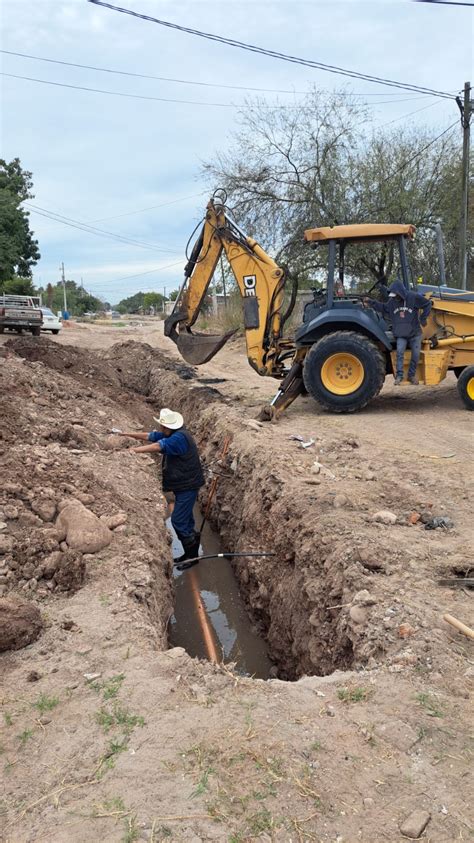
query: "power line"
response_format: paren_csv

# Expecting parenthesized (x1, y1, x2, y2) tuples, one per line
(25, 203, 178, 253)
(1, 72, 438, 110)
(414, 1, 474, 6)
(0, 48, 438, 98)
(84, 261, 184, 287)
(88, 0, 456, 100)
(90, 191, 207, 223)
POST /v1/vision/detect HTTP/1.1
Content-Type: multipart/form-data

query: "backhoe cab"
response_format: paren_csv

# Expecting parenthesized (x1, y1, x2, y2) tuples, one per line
(165, 196, 474, 417)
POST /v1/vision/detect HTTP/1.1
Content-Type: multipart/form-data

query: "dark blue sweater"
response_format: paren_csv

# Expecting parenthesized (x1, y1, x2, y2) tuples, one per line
(370, 280, 432, 338)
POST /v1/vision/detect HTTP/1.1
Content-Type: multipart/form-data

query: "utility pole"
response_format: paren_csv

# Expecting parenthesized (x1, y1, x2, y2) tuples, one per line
(60, 262, 68, 315)
(163, 286, 166, 314)
(457, 81, 472, 290)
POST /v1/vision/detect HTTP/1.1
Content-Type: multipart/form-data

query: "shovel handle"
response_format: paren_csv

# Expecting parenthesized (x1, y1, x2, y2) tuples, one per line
(443, 613, 474, 640)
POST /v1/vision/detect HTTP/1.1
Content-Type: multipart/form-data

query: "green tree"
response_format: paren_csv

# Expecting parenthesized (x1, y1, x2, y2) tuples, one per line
(0, 158, 40, 282)
(115, 292, 146, 314)
(1, 276, 36, 295)
(143, 291, 164, 311)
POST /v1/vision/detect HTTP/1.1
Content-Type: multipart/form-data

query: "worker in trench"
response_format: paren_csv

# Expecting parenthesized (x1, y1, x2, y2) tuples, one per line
(117, 408, 205, 570)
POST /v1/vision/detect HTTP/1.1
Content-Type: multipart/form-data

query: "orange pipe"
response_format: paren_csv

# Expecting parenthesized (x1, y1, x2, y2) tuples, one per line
(188, 569, 220, 662)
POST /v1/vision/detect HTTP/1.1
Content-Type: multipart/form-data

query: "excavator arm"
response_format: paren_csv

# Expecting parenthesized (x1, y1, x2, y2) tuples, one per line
(164, 197, 295, 378)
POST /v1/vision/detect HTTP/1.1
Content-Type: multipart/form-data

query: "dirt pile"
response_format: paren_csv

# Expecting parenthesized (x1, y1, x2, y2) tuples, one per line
(1, 332, 472, 843)
(0, 346, 172, 630)
(0, 596, 43, 651)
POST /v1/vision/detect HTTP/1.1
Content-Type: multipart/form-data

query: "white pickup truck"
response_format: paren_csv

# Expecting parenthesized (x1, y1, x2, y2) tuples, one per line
(0, 294, 43, 336)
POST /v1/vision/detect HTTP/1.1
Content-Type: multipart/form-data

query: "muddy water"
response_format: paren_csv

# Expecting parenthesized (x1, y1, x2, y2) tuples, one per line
(168, 507, 273, 679)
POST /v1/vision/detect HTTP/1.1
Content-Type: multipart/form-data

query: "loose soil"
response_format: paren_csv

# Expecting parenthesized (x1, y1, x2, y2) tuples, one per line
(0, 321, 472, 843)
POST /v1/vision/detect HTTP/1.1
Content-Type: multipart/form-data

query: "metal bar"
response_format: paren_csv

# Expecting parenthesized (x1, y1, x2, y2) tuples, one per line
(434, 223, 447, 286)
(327, 239, 336, 309)
(398, 236, 411, 289)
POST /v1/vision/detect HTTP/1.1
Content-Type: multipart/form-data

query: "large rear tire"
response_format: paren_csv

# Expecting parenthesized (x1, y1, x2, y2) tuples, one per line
(303, 331, 386, 413)
(457, 365, 474, 410)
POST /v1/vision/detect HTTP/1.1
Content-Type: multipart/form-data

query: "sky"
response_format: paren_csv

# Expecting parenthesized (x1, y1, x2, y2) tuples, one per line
(1, 0, 473, 304)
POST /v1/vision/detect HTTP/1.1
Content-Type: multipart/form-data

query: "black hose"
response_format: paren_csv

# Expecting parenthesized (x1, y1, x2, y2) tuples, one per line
(174, 551, 276, 568)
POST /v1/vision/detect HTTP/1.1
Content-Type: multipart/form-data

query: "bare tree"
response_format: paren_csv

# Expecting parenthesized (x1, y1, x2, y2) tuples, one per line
(203, 88, 461, 288)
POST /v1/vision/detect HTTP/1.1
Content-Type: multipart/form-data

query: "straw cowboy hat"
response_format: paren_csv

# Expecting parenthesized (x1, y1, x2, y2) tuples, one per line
(154, 408, 184, 430)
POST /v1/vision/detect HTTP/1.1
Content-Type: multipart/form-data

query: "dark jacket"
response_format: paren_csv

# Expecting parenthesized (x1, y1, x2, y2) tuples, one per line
(370, 279, 432, 338)
(162, 428, 204, 493)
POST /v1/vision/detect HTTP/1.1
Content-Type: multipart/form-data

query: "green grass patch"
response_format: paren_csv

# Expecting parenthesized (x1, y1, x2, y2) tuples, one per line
(17, 729, 34, 746)
(415, 692, 444, 718)
(337, 686, 372, 704)
(33, 694, 59, 713)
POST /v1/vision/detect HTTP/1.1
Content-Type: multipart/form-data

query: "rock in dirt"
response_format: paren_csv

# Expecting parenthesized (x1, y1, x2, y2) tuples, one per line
(333, 494, 349, 509)
(100, 512, 127, 530)
(399, 809, 431, 839)
(372, 509, 397, 525)
(26, 670, 42, 682)
(0, 534, 14, 554)
(31, 498, 57, 522)
(349, 605, 369, 625)
(0, 597, 43, 651)
(56, 501, 112, 553)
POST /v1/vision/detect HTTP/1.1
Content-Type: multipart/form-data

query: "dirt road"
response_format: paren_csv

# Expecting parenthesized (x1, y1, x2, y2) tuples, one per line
(0, 322, 472, 842)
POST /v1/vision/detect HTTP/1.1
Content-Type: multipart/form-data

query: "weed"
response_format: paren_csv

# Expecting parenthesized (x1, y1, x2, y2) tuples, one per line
(33, 694, 59, 713)
(17, 729, 34, 746)
(96, 704, 145, 735)
(415, 692, 444, 718)
(99, 595, 110, 607)
(103, 674, 125, 700)
(4, 713, 13, 727)
(95, 709, 115, 732)
(102, 796, 126, 813)
(310, 740, 322, 752)
(97, 737, 129, 778)
(114, 705, 145, 734)
(123, 814, 139, 842)
(247, 808, 274, 834)
(337, 686, 372, 704)
(88, 673, 125, 700)
(157, 827, 172, 838)
(190, 767, 214, 798)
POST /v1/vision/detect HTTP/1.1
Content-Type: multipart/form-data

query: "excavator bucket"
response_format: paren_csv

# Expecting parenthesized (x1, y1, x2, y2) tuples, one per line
(176, 329, 237, 365)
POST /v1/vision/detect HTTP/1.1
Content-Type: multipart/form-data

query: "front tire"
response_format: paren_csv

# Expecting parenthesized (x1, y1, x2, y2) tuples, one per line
(457, 365, 474, 410)
(52, 329, 59, 335)
(303, 331, 386, 413)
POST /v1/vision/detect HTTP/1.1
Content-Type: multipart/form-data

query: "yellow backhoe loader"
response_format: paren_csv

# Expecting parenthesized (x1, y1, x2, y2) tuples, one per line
(165, 194, 474, 417)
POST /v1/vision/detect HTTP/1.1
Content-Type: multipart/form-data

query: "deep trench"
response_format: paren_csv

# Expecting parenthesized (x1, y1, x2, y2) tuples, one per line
(9, 337, 366, 682)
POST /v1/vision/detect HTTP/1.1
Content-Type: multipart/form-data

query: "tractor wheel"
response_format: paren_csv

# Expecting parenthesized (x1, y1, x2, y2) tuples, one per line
(457, 365, 474, 410)
(303, 331, 386, 413)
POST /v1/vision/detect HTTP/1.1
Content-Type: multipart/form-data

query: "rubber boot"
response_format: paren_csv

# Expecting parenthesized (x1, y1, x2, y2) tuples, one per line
(175, 532, 201, 571)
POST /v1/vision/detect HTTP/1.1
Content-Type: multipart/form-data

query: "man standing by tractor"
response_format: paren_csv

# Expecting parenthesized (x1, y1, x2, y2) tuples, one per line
(364, 279, 432, 385)
(118, 408, 205, 569)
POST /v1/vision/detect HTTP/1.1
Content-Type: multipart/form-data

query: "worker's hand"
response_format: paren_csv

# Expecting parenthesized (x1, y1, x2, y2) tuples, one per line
(109, 427, 123, 435)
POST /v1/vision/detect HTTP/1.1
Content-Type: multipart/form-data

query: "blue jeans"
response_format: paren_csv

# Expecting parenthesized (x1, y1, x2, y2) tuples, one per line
(396, 334, 422, 378)
(171, 489, 199, 539)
